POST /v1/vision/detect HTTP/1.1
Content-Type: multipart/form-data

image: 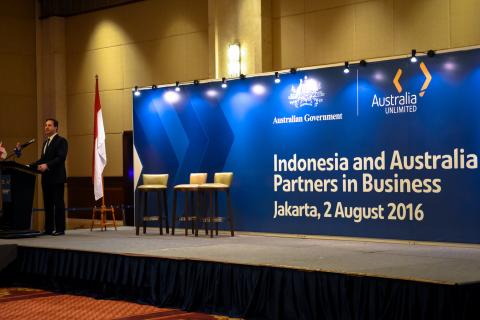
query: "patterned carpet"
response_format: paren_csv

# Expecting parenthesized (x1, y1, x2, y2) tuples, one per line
(0, 287, 233, 320)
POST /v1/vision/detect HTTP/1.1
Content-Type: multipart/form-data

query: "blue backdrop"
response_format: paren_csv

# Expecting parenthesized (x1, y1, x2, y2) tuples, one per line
(133, 48, 480, 244)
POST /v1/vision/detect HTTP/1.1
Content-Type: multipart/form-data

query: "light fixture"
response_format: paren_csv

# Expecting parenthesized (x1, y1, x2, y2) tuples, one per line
(193, 80, 200, 85)
(151, 84, 157, 89)
(343, 62, 350, 74)
(228, 43, 241, 77)
(175, 81, 180, 92)
(221, 77, 227, 88)
(427, 49, 436, 58)
(359, 60, 367, 67)
(274, 72, 281, 84)
(290, 68, 297, 74)
(240, 74, 246, 80)
(410, 49, 417, 63)
(134, 86, 141, 96)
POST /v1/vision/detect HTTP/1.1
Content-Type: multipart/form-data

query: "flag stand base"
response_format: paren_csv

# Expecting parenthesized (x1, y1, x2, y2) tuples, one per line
(91, 204, 117, 231)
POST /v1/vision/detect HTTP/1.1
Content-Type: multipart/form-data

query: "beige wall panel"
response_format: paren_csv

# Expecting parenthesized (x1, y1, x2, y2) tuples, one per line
(68, 89, 124, 135)
(272, 18, 282, 69)
(123, 41, 155, 89)
(68, 134, 92, 176)
(262, 18, 273, 72)
(66, 0, 207, 53)
(124, 35, 188, 87)
(101, 89, 124, 134)
(122, 88, 133, 131)
(305, 6, 355, 66)
(174, 0, 209, 34)
(393, 0, 450, 54)
(451, 0, 480, 47)
(184, 32, 210, 81)
(0, 0, 35, 18)
(152, 36, 187, 85)
(277, 14, 305, 69)
(67, 93, 94, 136)
(67, 46, 124, 94)
(0, 53, 35, 96)
(0, 95, 36, 137)
(272, 0, 305, 18)
(68, 133, 123, 176)
(0, 17, 35, 54)
(67, 14, 129, 53)
(121, 0, 208, 45)
(305, 0, 365, 11)
(354, 0, 394, 60)
(103, 133, 123, 176)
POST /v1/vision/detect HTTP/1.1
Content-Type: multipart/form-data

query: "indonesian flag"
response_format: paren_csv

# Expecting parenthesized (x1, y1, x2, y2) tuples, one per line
(93, 77, 107, 200)
(0, 141, 7, 160)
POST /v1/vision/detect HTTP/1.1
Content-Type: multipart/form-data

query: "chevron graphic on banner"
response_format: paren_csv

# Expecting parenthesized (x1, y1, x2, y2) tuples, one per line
(392, 62, 431, 96)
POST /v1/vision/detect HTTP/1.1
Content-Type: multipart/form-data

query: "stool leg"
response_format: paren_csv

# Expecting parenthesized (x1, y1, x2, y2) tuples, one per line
(203, 192, 208, 235)
(209, 191, 214, 238)
(194, 192, 199, 237)
(163, 189, 169, 234)
(215, 191, 219, 236)
(135, 192, 141, 235)
(184, 191, 189, 236)
(157, 190, 163, 235)
(190, 192, 195, 235)
(172, 190, 177, 235)
(143, 192, 147, 234)
(227, 190, 234, 236)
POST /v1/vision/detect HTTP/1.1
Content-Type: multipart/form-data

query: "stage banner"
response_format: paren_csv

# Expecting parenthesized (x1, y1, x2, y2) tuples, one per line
(133, 48, 480, 243)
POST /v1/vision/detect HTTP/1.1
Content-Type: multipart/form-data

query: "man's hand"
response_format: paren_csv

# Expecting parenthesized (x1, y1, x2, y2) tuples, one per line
(38, 164, 48, 172)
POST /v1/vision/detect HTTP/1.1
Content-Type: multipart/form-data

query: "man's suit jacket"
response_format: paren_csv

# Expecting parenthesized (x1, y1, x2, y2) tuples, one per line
(32, 134, 68, 184)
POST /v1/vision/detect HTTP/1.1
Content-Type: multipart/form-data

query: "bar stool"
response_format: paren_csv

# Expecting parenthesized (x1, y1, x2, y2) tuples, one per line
(136, 174, 169, 236)
(199, 172, 234, 237)
(171, 173, 207, 236)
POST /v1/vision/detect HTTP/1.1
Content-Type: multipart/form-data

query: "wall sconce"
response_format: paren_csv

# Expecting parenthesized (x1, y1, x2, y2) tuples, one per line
(228, 43, 241, 77)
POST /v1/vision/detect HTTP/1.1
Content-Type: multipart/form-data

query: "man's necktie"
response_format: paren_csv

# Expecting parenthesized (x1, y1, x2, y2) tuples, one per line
(43, 139, 50, 155)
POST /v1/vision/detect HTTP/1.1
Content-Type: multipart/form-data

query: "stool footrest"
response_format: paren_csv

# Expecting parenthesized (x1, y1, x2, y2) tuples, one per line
(143, 216, 161, 221)
(179, 216, 198, 222)
(203, 217, 224, 223)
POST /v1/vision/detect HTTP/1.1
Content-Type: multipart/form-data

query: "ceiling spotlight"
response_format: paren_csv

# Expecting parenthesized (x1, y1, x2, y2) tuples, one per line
(151, 84, 157, 89)
(193, 80, 200, 85)
(427, 49, 436, 58)
(134, 86, 141, 97)
(410, 49, 417, 63)
(221, 77, 227, 88)
(175, 81, 181, 92)
(240, 74, 246, 80)
(343, 62, 350, 74)
(359, 60, 367, 67)
(290, 68, 297, 74)
(274, 72, 281, 84)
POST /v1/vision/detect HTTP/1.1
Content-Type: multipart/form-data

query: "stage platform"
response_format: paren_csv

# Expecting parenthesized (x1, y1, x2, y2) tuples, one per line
(2, 227, 480, 285)
(1, 227, 480, 319)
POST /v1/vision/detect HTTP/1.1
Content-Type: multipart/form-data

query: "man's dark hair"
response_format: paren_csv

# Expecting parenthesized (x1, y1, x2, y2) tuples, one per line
(45, 118, 59, 128)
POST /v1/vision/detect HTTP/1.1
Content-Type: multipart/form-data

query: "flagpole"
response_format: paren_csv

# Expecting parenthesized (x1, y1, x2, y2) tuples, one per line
(91, 74, 117, 232)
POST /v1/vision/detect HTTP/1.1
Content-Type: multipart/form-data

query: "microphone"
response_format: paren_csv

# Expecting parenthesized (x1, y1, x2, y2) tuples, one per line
(20, 138, 35, 148)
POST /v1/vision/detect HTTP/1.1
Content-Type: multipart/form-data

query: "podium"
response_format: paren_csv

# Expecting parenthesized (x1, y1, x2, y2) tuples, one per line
(0, 161, 40, 238)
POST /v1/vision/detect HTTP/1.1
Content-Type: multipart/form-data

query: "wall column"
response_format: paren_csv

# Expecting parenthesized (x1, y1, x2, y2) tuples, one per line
(208, 0, 272, 79)
(34, 14, 68, 230)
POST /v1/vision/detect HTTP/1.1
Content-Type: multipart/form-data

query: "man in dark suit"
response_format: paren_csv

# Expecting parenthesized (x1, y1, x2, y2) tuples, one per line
(31, 118, 68, 236)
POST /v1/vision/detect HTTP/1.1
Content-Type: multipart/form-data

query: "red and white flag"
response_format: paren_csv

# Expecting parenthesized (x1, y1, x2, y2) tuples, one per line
(0, 142, 7, 160)
(92, 76, 107, 200)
